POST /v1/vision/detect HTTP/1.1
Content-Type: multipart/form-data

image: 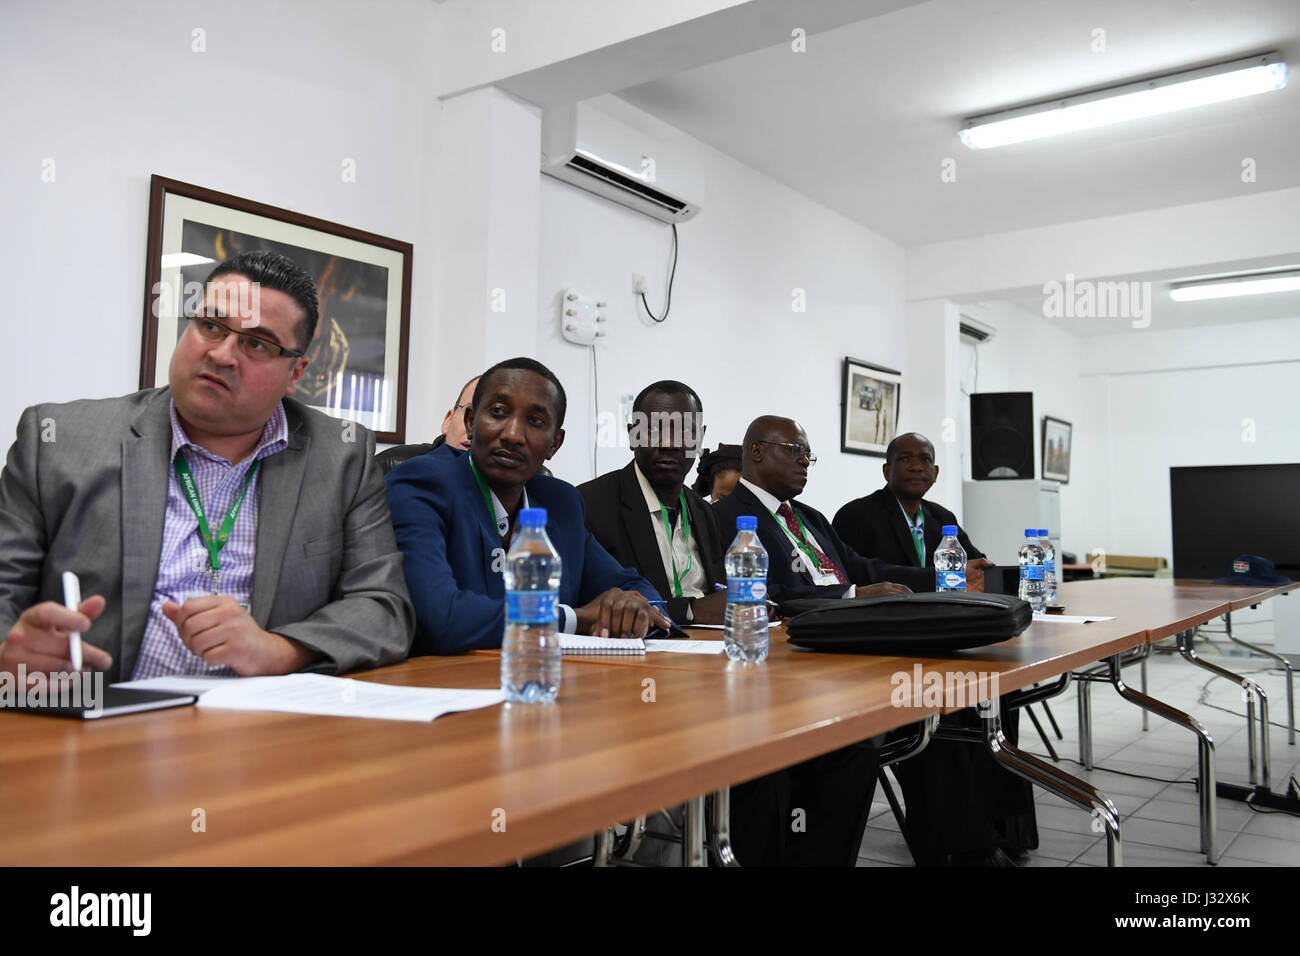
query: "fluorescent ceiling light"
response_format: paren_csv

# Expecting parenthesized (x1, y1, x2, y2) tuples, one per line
(961, 54, 1286, 149)
(1169, 269, 1300, 302)
(160, 252, 216, 268)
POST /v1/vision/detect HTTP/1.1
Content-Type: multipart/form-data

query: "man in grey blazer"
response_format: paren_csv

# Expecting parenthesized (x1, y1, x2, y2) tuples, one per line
(0, 251, 414, 682)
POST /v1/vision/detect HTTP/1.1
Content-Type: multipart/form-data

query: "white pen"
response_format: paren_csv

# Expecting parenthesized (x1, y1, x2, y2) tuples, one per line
(62, 571, 83, 672)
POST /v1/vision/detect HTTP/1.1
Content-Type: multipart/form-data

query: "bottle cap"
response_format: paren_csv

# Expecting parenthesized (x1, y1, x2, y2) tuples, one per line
(519, 507, 547, 527)
(1039, 529, 1049, 536)
(736, 515, 758, 531)
(941, 525, 958, 536)
(1025, 528, 1038, 537)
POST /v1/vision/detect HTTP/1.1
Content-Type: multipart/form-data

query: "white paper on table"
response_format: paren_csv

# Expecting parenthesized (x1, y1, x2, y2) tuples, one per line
(113, 676, 238, 695)
(644, 639, 725, 655)
(1032, 614, 1117, 624)
(117, 674, 505, 722)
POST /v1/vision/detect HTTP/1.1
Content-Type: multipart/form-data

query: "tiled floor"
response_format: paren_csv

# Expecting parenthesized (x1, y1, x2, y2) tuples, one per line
(857, 641, 1300, 867)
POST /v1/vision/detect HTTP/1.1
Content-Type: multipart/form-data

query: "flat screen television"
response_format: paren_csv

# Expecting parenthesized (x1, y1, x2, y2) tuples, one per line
(1170, 463, 1300, 579)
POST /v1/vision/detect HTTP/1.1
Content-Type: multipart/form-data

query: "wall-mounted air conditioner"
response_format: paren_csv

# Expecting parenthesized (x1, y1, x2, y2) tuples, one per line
(959, 314, 997, 344)
(541, 102, 703, 224)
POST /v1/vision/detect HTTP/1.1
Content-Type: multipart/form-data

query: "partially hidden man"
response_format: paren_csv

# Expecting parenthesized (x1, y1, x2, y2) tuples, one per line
(0, 251, 415, 681)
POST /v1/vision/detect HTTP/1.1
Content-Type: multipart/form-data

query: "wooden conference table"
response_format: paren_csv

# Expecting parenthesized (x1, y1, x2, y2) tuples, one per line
(0, 578, 1288, 866)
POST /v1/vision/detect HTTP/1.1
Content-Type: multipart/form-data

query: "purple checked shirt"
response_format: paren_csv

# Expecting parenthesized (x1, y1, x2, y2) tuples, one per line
(129, 402, 289, 679)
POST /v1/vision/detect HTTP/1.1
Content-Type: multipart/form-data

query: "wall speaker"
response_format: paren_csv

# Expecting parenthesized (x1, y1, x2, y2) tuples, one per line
(971, 392, 1034, 479)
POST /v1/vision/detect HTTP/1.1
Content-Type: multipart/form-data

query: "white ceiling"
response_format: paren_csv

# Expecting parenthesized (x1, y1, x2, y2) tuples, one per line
(1004, 279, 1300, 336)
(617, 0, 1300, 249)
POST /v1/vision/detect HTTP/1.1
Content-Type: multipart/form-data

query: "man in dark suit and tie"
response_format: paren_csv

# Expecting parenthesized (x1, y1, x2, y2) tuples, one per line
(832, 432, 1036, 866)
(832, 432, 994, 591)
(577, 380, 727, 625)
(712, 416, 929, 603)
(386, 357, 670, 655)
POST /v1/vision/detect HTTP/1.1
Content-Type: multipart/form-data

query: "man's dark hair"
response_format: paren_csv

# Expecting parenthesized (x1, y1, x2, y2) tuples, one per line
(632, 380, 703, 415)
(471, 357, 567, 430)
(206, 250, 320, 351)
(885, 432, 934, 464)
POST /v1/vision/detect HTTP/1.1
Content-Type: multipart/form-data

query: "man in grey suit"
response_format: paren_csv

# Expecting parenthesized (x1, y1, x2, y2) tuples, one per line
(0, 250, 414, 681)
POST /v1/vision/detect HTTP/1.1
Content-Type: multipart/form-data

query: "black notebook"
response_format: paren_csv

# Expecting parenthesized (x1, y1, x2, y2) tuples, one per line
(0, 686, 197, 720)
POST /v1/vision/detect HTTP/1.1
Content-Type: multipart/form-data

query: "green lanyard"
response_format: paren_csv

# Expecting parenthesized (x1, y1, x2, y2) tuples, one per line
(173, 451, 260, 594)
(770, 504, 831, 575)
(657, 490, 693, 598)
(468, 455, 501, 534)
(909, 508, 925, 565)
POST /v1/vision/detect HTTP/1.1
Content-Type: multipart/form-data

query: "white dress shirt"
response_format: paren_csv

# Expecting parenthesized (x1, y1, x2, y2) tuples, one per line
(737, 478, 855, 597)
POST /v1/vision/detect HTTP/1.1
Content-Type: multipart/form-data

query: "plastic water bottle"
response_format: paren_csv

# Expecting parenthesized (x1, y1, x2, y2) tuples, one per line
(934, 525, 967, 592)
(501, 507, 563, 703)
(1018, 528, 1046, 613)
(1038, 529, 1057, 603)
(723, 516, 770, 662)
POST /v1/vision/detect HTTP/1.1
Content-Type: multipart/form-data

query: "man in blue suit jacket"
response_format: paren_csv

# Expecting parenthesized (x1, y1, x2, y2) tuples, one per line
(386, 357, 667, 655)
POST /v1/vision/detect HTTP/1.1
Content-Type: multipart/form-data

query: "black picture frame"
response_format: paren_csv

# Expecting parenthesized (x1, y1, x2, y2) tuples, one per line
(840, 357, 902, 458)
(1042, 415, 1072, 483)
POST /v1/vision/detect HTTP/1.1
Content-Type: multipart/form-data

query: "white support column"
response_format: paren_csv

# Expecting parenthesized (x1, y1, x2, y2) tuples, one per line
(901, 299, 964, 520)
(420, 86, 542, 429)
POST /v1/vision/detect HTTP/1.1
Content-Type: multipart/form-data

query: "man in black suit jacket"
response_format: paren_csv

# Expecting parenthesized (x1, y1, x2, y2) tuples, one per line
(578, 381, 727, 625)
(833, 432, 1036, 866)
(712, 417, 930, 604)
(832, 432, 994, 591)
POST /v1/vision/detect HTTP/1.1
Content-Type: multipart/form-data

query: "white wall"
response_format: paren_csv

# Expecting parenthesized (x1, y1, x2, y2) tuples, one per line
(1084, 317, 1300, 562)
(0, 0, 443, 446)
(535, 98, 906, 518)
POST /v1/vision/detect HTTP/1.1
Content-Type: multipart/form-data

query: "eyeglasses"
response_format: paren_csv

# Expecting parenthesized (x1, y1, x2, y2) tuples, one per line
(756, 440, 817, 465)
(185, 315, 306, 361)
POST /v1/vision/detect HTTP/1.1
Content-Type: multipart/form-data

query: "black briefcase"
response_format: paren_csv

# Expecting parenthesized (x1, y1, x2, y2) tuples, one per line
(782, 592, 1032, 654)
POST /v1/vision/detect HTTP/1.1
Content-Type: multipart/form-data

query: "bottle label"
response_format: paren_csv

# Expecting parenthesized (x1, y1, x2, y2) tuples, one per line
(1045, 560, 1055, 575)
(937, 570, 966, 590)
(506, 590, 558, 624)
(1020, 566, 1045, 581)
(727, 577, 767, 603)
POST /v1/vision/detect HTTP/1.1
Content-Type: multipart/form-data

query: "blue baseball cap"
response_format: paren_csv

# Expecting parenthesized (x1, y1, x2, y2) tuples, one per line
(1213, 555, 1291, 586)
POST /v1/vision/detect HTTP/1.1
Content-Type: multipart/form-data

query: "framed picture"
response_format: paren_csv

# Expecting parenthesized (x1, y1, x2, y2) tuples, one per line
(140, 175, 413, 443)
(1042, 416, 1072, 483)
(840, 357, 902, 457)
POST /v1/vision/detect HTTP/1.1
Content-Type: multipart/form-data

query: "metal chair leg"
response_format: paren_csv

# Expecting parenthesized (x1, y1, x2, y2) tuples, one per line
(707, 788, 740, 867)
(877, 767, 919, 864)
(682, 795, 707, 867)
(1026, 705, 1059, 761)
(1140, 653, 1149, 732)
(1041, 699, 1064, 740)
(934, 714, 1124, 866)
(1076, 673, 1094, 770)
(1224, 610, 1296, 747)
(1178, 628, 1270, 791)
(1108, 647, 1217, 864)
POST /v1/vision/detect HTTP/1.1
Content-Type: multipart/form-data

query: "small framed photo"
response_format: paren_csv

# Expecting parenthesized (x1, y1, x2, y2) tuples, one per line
(1042, 416, 1072, 483)
(140, 175, 413, 443)
(841, 357, 902, 458)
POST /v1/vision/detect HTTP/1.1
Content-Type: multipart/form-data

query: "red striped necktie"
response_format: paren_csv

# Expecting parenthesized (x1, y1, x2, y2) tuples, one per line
(776, 502, 848, 585)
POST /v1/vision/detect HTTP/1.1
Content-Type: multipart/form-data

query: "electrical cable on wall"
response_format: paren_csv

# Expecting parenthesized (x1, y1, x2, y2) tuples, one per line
(641, 224, 678, 323)
(589, 343, 599, 477)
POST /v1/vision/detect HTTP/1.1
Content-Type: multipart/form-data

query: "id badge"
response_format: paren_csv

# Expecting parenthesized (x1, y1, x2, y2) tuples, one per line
(814, 571, 841, 586)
